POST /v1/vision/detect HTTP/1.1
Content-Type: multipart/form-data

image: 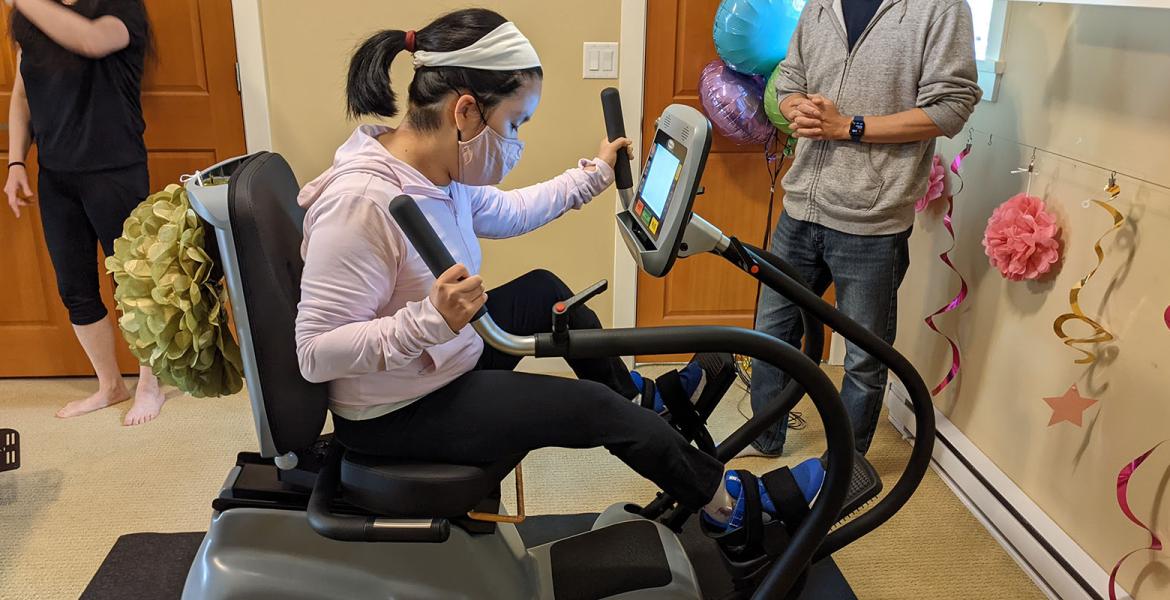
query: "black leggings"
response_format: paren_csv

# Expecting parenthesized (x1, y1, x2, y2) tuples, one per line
(38, 164, 149, 325)
(333, 269, 725, 510)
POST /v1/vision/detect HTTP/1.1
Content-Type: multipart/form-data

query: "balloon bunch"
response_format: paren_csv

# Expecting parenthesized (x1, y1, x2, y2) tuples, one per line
(703, 0, 805, 146)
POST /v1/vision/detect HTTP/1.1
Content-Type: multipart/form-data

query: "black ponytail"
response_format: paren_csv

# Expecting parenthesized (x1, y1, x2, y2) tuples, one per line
(345, 29, 408, 119)
(345, 8, 543, 129)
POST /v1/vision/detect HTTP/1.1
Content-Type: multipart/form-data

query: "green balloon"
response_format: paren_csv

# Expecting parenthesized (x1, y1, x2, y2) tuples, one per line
(764, 64, 794, 135)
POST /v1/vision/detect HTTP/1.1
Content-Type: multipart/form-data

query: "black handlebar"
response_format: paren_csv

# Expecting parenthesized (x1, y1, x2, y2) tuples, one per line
(738, 243, 936, 562)
(388, 195, 487, 321)
(600, 87, 634, 192)
(534, 324, 854, 598)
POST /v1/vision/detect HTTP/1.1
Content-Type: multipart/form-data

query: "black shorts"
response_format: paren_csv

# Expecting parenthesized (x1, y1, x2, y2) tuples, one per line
(37, 163, 149, 325)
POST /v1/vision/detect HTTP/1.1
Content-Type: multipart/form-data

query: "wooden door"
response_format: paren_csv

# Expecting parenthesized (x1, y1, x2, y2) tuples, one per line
(637, 0, 833, 361)
(0, 0, 246, 377)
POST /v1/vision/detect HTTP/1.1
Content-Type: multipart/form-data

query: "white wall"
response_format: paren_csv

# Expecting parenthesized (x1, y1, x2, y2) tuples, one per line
(898, 4, 1170, 595)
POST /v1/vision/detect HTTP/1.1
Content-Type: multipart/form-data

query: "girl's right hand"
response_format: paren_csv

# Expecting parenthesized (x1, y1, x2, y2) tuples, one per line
(430, 264, 487, 333)
(5, 165, 34, 218)
(597, 136, 633, 170)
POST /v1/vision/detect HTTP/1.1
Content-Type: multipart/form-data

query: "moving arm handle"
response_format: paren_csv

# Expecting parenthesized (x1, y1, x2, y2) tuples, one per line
(388, 195, 486, 322)
(600, 88, 634, 201)
(388, 195, 536, 357)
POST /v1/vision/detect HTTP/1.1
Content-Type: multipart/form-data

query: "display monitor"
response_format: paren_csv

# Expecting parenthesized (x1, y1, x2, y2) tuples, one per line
(629, 130, 687, 240)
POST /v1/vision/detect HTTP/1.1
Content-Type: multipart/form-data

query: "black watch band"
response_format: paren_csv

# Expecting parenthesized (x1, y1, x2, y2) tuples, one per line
(8, 161, 26, 170)
(849, 116, 865, 142)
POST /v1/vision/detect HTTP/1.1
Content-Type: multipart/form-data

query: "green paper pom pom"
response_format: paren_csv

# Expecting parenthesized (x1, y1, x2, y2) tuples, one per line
(107, 184, 244, 398)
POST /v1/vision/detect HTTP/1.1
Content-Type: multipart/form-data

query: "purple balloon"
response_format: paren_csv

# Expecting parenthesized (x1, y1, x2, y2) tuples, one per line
(698, 60, 772, 145)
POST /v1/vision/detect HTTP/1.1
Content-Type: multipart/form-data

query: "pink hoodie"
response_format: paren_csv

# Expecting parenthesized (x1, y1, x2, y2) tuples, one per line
(295, 125, 615, 420)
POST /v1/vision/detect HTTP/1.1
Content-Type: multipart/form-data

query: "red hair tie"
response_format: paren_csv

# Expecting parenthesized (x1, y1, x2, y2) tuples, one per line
(404, 30, 417, 53)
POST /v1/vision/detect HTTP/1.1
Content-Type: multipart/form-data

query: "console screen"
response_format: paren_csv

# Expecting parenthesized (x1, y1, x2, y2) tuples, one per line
(630, 132, 686, 240)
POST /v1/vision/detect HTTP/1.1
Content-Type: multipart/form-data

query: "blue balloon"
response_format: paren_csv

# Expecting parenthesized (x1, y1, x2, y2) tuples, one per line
(713, 0, 806, 76)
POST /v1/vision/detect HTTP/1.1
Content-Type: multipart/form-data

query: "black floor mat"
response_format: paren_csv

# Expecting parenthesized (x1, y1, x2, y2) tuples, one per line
(85, 515, 853, 600)
(81, 532, 205, 600)
(675, 519, 856, 600)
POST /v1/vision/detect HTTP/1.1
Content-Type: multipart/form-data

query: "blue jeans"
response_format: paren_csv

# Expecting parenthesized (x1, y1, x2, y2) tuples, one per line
(750, 211, 911, 455)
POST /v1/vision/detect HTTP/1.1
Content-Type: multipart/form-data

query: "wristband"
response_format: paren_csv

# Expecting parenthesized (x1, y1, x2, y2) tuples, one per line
(8, 161, 25, 170)
(849, 116, 866, 142)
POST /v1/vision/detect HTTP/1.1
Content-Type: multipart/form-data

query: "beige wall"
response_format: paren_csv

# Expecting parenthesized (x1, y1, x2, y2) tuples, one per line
(258, 0, 622, 324)
(901, 3, 1170, 595)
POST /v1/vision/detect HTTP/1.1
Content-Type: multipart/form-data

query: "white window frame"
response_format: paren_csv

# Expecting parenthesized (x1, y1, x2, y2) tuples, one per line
(1008, 0, 1170, 7)
(971, 0, 1009, 102)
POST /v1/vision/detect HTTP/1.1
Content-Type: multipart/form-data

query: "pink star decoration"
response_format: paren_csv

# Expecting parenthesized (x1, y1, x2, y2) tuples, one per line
(1044, 384, 1098, 427)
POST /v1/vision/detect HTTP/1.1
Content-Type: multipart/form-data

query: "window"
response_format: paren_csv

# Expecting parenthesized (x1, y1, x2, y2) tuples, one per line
(967, 0, 1008, 101)
(968, 0, 996, 60)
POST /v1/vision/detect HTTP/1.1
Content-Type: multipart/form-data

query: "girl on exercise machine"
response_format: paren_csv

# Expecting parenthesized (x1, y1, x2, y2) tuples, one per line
(295, 8, 823, 531)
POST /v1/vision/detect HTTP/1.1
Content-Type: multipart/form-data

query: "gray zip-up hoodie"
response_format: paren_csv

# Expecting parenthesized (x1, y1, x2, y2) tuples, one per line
(775, 0, 981, 235)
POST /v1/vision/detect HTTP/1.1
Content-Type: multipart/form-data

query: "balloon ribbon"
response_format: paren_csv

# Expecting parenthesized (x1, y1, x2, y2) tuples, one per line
(1052, 195, 1125, 364)
(923, 145, 971, 395)
(1109, 441, 1167, 600)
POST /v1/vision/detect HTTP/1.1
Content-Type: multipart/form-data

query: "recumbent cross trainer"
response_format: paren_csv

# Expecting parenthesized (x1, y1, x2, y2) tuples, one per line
(179, 89, 936, 600)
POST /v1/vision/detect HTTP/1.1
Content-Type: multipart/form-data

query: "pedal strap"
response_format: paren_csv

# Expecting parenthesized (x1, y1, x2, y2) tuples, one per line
(761, 467, 811, 537)
(639, 377, 656, 411)
(736, 471, 765, 550)
(656, 369, 703, 432)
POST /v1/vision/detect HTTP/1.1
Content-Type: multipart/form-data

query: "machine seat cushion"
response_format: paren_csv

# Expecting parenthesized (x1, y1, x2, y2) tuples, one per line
(340, 451, 517, 518)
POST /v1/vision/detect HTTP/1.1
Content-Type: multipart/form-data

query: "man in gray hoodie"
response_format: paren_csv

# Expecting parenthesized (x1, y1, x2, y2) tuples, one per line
(748, 0, 981, 457)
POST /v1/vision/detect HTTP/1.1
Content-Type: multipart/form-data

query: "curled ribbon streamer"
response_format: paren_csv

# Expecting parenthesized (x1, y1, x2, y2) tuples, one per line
(922, 146, 972, 395)
(1109, 441, 1168, 600)
(1053, 198, 1125, 364)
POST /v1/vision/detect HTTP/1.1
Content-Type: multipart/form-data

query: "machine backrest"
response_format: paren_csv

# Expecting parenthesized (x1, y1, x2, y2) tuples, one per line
(228, 152, 327, 454)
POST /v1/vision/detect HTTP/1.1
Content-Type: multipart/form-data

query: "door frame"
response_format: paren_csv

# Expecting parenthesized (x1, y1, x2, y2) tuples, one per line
(230, 0, 272, 153)
(612, 0, 646, 338)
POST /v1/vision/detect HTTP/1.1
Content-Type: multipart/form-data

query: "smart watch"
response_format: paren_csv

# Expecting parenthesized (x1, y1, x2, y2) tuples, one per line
(849, 115, 866, 142)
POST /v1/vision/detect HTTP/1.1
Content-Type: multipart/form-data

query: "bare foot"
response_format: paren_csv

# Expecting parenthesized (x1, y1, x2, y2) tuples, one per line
(56, 385, 132, 418)
(124, 377, 167, 426)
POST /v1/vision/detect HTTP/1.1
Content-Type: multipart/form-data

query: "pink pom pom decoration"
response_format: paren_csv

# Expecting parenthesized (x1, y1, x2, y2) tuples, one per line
(982, 193, 1062, 281)
(915, 155, 946, 213)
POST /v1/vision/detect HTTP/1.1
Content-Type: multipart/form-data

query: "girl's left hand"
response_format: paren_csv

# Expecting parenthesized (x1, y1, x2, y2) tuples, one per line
(597, 137, 633, 169)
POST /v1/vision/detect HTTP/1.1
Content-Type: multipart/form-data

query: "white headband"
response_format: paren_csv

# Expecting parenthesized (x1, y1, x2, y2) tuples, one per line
(412, 22, 541, 71)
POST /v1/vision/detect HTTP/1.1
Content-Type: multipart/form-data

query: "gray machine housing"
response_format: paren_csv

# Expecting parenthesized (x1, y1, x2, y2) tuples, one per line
(616, 104, 712, 278)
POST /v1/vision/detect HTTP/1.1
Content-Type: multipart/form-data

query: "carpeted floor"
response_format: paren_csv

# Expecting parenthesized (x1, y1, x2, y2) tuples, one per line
(0, 366, 1043, 599)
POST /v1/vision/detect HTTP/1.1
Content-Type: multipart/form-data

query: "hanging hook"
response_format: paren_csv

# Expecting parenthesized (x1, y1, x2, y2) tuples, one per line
(1105, 170, 1121, 199)
(967, 128, 974, 145)
(1010, 147, 1038, 176)
(987, 133, 993, 146)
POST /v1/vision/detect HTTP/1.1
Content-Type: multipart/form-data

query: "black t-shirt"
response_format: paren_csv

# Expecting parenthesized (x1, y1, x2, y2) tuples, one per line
(842, 0, 883, 51)
(16, 0, 149, 172)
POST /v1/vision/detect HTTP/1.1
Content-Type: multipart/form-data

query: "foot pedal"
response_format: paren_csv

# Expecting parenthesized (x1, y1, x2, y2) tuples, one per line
(822, 452, 882, 524)
(691, 353, 736, 422)
(654, 353, 737, 456)
(1, 429, 19, 473)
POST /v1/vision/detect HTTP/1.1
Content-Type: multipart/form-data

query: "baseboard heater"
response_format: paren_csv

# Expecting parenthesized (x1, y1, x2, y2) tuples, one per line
(883, 378, 1125, 600)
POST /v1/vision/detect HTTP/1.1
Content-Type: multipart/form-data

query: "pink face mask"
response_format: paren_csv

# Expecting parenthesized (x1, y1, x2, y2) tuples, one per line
(456, 122, 525, 186)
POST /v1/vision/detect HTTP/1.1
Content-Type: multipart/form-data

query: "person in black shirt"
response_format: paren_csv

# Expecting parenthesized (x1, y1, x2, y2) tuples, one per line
(4, 0, 166, 426)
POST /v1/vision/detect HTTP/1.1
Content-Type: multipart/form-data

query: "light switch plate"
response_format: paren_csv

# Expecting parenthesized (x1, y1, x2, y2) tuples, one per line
(583, 42, 619, 79)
